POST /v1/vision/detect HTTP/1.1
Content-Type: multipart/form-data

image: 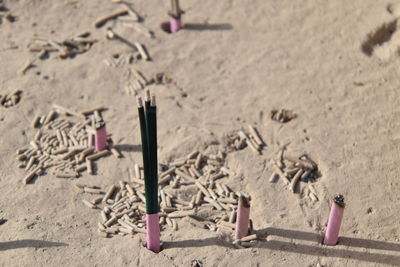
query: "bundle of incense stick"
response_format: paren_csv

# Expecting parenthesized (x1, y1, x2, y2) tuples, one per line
(137, 90, 160, 252)
(226, 125, 265, 154)
(15, 105, 121, 184)
(270, 149, 319, 195)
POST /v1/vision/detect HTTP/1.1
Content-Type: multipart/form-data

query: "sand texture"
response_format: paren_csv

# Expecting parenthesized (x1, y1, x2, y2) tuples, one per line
(1, 0, 400, 266)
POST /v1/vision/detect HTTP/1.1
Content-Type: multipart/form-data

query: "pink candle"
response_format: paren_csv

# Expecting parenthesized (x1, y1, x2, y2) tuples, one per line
(170, 17, 181, 33)
(146, 214, 161, 253)
(94, 120, 108, 152)
(323, 194, 345, 246)
(235, 195, 250, 240)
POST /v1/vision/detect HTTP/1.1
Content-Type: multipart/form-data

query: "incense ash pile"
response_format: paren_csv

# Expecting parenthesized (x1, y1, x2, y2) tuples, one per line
(15, 105, 121, 184)
(0, 89, 22, 108)
(82, 148, 255, 242)
(122, 69, 173, 96)
(270, 149, 320, 198)
(271, 109, 295, 123)
(226, 125, 265, 154)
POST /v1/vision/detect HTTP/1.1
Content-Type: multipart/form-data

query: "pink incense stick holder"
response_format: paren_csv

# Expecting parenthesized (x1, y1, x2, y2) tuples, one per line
(94, 125, 108, 152)
(170, 17, 181, 33)
(235, 196, 250, 240)
(323, 195, 345, 246)
(146, 214, 161, 253)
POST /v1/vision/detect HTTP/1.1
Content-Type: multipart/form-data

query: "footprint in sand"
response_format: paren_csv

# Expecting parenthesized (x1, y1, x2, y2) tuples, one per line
(361, 4, 400, 60)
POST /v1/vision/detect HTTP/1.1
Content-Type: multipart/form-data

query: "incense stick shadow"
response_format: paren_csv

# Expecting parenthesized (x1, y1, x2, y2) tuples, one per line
(183, 23, 233, 31)
(114, 144, 141, 153)
(162, 237, 232, 249)
(0, 239, 68, 251)
(255, 227, 400, 266)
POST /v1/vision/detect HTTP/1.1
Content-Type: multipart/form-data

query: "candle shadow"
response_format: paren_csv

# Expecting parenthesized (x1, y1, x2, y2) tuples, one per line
(0, 239, 68, 251)
(257, 227, 400, 251)
(183, 23, 233, 31)
(162, 237, 232, 249)
(163, 227, 400, 265)
(254, 227, 400, 266)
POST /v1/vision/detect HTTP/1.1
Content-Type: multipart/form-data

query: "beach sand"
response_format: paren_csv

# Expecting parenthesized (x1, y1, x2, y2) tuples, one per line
(1, 0, 400, 266)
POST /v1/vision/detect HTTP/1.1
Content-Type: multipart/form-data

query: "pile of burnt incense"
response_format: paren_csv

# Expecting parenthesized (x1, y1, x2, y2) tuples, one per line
(16, 104, 121, 184)
(226, 125, 265, 154)
(122, 70, 173, 96)
(77, 181, 148, 237)
(83, 149, 252, 239)
(122, 68, 150, 95)
(270, 149, 320, 196)
(271, 108, 295, 123)
(28, 32, 97, 59)
(0, 89, 22, 108)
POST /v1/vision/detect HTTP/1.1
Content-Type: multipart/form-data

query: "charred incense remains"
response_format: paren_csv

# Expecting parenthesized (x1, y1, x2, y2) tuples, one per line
(270, 149, 320, 197)
(16, 105, 120, 184)
(271, 109, 296, 123)
(225, 125, 266, 154)
(83, 145, 253, 242)
(0, 89, 22, 108)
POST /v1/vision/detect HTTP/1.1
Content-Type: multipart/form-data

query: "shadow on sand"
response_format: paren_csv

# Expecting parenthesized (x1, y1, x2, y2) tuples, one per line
(164, 227, 400, 266)
(0, 239, 68, 251)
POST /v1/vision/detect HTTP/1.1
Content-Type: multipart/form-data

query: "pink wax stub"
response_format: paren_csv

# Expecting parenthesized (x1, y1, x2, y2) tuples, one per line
(323, 194, 345, 246)
(146, 214, 161, 253)
(94, 121, 108, 152)
(235, 195, 250, 240)
(170, 17, 181, 33)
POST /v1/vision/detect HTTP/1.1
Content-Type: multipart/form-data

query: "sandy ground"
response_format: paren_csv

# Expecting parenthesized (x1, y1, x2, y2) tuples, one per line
(2, 0, 400, 266)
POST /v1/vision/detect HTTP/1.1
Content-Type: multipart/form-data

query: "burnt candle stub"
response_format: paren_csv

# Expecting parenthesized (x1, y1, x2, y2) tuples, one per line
(333, 194, 345, 208)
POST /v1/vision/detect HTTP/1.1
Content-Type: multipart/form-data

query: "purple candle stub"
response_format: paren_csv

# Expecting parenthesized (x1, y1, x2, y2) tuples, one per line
(170, 17, 181, 33)
(146, 214, 161, 253)
(323, 194, 345, 246)
(94, 120, 108, 152)
(235, 195, 250, 240)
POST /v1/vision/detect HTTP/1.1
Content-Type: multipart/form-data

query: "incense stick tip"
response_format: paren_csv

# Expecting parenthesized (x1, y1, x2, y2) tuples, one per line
(150, 95, 156, 107)
(137, 97, 143, 107)
(145, 89, 151, 101)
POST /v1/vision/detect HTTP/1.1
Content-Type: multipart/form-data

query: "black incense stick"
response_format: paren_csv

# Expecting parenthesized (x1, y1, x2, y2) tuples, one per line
(169, 0, 182, 19)
(138, 92, 159, 214)
(147, 95, 158, 214)
(137, 97, 152, 213)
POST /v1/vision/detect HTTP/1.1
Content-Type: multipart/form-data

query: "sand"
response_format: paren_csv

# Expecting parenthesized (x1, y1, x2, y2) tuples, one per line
(1, 0, 400, 266)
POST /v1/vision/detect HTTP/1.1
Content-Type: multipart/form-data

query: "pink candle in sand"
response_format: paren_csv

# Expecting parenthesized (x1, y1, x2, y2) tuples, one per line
(94, 120, 108, 152)
(323, 194, 345, 246)
(170, 17, 182, 33)
(146, 214, 161, 253)
(235, 195, 250, 240)
(168, 0, 183, 33)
